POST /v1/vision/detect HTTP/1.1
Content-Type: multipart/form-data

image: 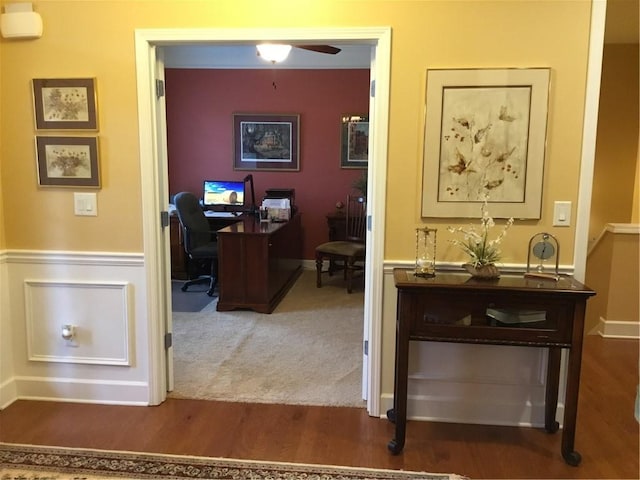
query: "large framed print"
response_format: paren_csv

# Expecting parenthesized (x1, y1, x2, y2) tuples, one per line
(340, 114, 369, 169)
(421, 68, 550, 218)
(32, 78, 98, 130)
(233, 114, 300, 171)
(35, 136, 100, 188)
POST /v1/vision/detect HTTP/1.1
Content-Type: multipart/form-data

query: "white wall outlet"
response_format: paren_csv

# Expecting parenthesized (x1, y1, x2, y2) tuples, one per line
(553, 201, 571, 227)
(74, 192, 97, 216)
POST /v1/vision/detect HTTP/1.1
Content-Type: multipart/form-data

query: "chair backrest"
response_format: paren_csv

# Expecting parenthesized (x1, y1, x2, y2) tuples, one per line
(345, 195, 366, 243)
(174, 191, 212, 253)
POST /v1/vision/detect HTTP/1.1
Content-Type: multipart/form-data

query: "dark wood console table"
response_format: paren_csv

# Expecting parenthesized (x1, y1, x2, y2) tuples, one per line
(216, 214, 302, 314)
(388, 268, 595, 465)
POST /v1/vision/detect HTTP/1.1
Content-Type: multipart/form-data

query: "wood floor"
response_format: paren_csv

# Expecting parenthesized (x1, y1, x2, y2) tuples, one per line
(1, 335, 637, 479)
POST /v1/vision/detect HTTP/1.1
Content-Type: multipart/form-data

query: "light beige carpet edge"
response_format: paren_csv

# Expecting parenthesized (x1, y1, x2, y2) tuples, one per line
(169, 270, 366, 407)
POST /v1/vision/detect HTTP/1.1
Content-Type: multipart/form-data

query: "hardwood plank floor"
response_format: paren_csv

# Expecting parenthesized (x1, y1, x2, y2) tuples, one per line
(1, 336, 637, 479)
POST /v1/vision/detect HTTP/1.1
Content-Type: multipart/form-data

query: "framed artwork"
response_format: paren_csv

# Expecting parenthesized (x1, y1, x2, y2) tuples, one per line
(340, 114, 369, 169)
(32, 78, 98, 130)
(233, 113, 300, 171)
(421, 68, 550, 218)
(35, 136, 100, 188)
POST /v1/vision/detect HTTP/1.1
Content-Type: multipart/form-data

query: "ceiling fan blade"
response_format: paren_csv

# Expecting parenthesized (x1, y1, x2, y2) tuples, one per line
(296, 45, 342, 55)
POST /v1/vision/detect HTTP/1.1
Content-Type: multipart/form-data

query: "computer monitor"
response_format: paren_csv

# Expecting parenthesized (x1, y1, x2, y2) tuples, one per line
(203, 180, 245, 211)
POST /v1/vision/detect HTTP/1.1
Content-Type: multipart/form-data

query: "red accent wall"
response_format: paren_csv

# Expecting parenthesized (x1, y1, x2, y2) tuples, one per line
(165, 68, 369, 260)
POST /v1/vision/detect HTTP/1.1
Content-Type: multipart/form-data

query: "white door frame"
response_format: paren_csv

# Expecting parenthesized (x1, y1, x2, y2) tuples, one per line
(135, 27, 391, 416)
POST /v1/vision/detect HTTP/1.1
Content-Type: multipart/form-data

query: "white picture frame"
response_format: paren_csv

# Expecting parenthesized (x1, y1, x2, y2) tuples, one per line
(421, 68, 550, 218)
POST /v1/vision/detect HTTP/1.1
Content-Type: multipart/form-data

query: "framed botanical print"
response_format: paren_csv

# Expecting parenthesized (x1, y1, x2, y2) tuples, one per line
(33, 78, 98, 130)
(421, 68, 550, 218)
(35, 136, 100, 188)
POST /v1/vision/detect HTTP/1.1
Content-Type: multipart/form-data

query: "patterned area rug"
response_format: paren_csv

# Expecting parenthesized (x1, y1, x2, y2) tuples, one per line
(0, 443, 464, 480)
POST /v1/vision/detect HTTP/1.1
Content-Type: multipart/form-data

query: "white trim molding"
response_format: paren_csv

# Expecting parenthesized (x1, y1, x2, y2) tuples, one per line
(25, 280, 133, 366)
(598, 318, 640, 339)
(1, 249, 149, 408)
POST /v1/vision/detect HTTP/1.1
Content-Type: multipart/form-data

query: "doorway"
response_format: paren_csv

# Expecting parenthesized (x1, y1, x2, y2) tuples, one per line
(134, 27, 391, 417)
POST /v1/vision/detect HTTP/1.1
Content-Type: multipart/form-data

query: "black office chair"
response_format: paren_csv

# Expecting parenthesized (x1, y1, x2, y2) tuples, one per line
(174, 191, 218, 297)
(315, 195, 366, 293)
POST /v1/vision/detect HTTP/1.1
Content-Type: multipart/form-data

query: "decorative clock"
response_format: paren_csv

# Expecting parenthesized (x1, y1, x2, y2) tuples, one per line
(525, 232, 560, 281)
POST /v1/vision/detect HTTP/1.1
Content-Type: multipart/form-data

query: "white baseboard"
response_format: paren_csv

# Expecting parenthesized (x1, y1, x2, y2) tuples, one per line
(597, 318, 640, 339)
(7, 376, 150, 406)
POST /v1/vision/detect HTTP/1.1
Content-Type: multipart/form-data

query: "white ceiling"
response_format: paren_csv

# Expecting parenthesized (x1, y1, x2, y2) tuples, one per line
(164, 44, 372, 69)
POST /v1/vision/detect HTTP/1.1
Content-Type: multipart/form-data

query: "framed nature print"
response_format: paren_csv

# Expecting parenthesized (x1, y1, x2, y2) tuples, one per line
(35, 136, 100, 187)
(233, 113, 300, 171)
(421, 68, 550, 218)
(340, 114, 369, 169)
(32, 78, 98, 130)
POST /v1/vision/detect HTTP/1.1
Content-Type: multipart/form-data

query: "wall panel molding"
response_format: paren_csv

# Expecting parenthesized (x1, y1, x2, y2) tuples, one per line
(1, 249, 149, 408)
(25, 280, 132, 366)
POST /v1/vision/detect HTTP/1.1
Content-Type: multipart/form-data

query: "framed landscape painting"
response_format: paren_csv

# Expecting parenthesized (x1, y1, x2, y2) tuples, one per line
(32, 78, 98, 130)
(421, 68, 550, 218)
(233, 113, 300, 171)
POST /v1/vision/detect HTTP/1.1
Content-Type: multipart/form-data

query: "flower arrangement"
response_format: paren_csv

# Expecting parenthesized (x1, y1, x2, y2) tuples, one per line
(447, 199, 514, 268)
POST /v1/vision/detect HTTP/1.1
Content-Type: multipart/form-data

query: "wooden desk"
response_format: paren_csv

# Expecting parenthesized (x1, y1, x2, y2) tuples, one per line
(388, 269, 595, 465)
(216, 214, 302, 314)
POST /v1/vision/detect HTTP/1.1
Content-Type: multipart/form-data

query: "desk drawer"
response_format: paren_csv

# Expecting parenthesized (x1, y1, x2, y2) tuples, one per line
(399, 290, 574, 346)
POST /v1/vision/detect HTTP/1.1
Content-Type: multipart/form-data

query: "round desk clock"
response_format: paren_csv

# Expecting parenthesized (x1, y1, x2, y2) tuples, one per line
(525, 232, 560, 281)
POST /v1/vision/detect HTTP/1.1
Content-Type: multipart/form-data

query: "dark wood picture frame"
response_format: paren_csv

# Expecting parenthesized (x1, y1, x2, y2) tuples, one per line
(233, 113, 300, 171)
(35, 136, 100, 188)
(340, 114, 369, 169)
(33, 78, 98, 130)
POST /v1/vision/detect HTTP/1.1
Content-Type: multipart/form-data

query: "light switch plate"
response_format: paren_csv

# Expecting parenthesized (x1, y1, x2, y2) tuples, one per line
(553, 201, 571, 227)
(74, 192, 97, 216)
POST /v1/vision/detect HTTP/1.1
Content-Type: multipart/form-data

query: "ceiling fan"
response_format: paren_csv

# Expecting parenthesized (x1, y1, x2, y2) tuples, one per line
(295, 45, 342, 55)
(256, 43, 341, 63)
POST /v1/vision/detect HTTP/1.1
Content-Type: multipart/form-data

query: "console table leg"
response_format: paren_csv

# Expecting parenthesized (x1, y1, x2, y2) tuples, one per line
(388, 307, 410, 455)
(545, 347, 561, 433)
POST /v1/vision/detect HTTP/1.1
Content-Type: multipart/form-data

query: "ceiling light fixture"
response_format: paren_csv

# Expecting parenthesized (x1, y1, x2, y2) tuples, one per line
(256, 43, 292, 64)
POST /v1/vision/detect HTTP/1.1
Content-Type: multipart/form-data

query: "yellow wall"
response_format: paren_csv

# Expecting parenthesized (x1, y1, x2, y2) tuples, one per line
(585, 229, 640, 333)
(0, 0, 593, 264)
(0, 38, 4, 251)
(632, 139, 640, 223)
(589, 43, 640, 242)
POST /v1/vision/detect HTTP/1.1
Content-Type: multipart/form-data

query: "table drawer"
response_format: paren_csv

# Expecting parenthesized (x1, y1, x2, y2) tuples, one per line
(399, 290, 574, 346)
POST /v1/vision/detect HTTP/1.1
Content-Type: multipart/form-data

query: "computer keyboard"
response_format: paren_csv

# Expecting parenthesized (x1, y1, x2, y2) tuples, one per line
(204, 211, 238, 218)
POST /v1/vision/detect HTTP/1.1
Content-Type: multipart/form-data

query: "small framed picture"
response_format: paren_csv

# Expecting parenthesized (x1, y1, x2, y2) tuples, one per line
(340, 114, 368, 169)
(35, 136, 100, 188)
(32, 78, 98, 130)
(233, 113, 300, 171)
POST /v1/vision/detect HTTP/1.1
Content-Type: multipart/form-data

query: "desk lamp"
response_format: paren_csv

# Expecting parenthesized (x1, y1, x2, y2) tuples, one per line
(244, 174, 257, 216)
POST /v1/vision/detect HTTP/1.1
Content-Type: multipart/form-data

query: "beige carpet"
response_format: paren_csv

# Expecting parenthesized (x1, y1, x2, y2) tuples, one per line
(169, 269, 365, 407)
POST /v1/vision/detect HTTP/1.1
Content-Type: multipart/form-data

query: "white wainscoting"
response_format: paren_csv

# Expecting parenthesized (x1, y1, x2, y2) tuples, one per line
(0, 250, 149, 408)
(25, 280, 132, 365)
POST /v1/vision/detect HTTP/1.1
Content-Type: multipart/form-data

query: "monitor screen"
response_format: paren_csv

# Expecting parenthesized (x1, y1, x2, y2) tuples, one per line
(203, 180, 245, 208)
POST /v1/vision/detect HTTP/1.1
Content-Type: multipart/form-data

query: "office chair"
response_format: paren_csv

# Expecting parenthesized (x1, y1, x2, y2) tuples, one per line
(174, 191, 218, 297)
(315, 195, 366, 293)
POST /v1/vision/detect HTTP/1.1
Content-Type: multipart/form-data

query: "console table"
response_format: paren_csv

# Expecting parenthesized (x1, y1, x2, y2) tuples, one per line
(388, 268, 595, 465)
(216, 214, 302, 314)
